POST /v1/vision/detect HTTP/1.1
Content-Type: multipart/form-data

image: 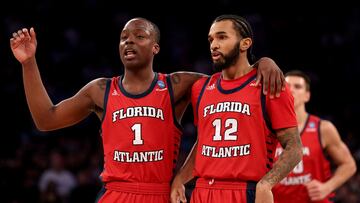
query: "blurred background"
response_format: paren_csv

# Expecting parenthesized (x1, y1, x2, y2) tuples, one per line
(1, 2, 359, 203)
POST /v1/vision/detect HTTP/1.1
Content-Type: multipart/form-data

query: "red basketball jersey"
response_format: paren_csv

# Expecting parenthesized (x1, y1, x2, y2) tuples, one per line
(191, 69, 297, 181)
(273, 114, 334, 203)
(100, 73, 182, 184)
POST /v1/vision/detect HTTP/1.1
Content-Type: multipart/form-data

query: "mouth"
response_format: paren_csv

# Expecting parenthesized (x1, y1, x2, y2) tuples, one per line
(124, 48, 137, 59)
(211, 51, 222, 61)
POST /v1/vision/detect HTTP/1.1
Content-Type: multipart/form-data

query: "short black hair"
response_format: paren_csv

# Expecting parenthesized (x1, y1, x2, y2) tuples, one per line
(135, 17, 160, 44)
(213, 14, 255, 63)
(285, 70, 311, 91)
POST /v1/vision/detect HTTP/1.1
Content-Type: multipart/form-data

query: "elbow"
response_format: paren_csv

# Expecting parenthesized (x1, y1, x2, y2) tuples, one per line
(35, 124, 51, 132)
(349, 158, 357, 177)
(34, 121, 55, 132)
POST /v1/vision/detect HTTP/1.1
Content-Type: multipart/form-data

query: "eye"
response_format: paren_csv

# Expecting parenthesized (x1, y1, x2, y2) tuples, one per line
(120, 34, 127, 41)
(137, 35, 145, 39)
(218, 35, 226, 40)
(208, 37, 213, 43)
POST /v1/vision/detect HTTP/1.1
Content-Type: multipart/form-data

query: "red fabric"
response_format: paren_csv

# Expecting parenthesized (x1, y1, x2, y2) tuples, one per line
(192, 69, 297, 181)
(190, 178, 255, 203)
(100, 73, 181, 186)
(98, 189, 169, 203)
(273, 114, 334, 203)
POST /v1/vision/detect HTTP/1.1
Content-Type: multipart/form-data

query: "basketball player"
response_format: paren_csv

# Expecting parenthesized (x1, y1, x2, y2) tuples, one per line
(272, 70, 357, 203)
(10, 17, 285, 203)
(170, 15, 303, 203)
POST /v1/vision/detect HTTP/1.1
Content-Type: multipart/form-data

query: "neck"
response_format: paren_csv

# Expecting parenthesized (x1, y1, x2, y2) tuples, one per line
(222, 62, 253, 80)
(221, 57, 252, 80)
(122, 67, 155, 94)
(123, 68, 155, 84)
(296, 105, 308, 130)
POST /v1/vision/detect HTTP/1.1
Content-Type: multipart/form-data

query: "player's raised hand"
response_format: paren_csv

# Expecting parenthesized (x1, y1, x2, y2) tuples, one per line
(10, 27, 37, 64)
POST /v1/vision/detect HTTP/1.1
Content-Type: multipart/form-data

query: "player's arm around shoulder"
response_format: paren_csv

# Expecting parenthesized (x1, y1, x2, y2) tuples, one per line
(169, 71, 208, 103)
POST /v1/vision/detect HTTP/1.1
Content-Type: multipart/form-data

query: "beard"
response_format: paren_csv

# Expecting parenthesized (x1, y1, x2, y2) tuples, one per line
(212, 42, 240, 72)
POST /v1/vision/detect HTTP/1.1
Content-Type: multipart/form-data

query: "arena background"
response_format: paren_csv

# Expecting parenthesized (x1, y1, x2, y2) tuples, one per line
(1, 2, 359, 202)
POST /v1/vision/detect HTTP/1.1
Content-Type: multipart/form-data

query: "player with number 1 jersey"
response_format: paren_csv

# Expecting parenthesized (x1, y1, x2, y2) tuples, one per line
(100, 73, 182, 200)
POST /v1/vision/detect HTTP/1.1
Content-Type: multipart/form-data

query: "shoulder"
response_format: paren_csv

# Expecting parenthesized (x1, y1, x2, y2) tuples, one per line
(192, 75, 210, 90)
(81, 77, 112, 99)
(169, 71, 208, 85)
(87, 77, 111, 89)
(320, 120, 338, 135)
(319, 119, 341, 147)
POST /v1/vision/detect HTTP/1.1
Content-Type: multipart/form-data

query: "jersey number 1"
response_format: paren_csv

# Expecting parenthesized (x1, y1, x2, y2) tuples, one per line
(131, 123, 143, 145)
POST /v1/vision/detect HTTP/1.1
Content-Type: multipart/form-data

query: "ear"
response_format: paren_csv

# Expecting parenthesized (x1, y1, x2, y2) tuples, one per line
(153, 43, 160, 55)
(240, 37, 252, 51)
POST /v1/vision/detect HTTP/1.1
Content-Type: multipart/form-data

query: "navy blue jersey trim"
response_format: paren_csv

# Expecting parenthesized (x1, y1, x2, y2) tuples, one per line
(217, 74, 257, 94)
(166, 74, 183, 131)
(100, 79, 111, 125)
(118, 72, 158, 99)
(246, 181, 256, 203)
(195, 77, 211, 118)
(300, 114, 310, 137)
(260, 92, 275, 134)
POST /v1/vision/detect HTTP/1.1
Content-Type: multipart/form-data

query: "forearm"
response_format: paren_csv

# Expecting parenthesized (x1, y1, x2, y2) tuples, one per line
(22, 58, 54, 129)
(174, 142, 197, 184)
(259, 128, 302, 188)
(325, 160, 357, 192)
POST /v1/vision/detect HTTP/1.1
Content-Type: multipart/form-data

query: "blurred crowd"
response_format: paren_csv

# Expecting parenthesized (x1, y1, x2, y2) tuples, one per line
(1, 2, 359, 203)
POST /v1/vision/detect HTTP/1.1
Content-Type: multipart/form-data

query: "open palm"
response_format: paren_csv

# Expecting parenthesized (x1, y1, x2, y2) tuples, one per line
(10, 28, 37, 63)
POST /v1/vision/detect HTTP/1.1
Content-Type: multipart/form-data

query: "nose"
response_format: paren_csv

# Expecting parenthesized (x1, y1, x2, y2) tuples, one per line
(210, 40, 219, 51)
(124, 35, 134, 45)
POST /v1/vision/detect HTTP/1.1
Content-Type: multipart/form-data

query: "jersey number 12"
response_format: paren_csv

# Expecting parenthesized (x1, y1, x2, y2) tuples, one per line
(212, 118, 238, 141)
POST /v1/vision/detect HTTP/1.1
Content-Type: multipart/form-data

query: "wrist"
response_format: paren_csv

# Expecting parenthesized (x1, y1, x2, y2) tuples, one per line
(22, 57, 36, 67)
(323, 181, 334, 195)
(256, 180, 273, 190)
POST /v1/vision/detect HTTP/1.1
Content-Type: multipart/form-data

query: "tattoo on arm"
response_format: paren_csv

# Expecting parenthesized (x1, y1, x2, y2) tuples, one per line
(171, 74, 181, 84)
(93, 78, 108, 113)
(97, 78, 107, 90)
(260, 128, 302, 187)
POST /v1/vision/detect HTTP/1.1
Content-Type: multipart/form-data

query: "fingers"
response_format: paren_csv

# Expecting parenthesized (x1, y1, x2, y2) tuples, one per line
(275, 72, 281, 97)
(170, 192, 187, 203)
(262, 72, 269, 96)
(280, 71, 286, 91)
(179, 191, 187, 202)
(23, 28, 31, 39)
(307, 189, 322, 201)
(30, 27, 37, 43)
(170, 195, 179, 203)
(10, 30, 22, 46)
(11, 27, 32, 41)
(304, 180, 322, 200)
(171, 185, 187, 203)
(268, 70, 276, 99)
(255, 71, 262, 87)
